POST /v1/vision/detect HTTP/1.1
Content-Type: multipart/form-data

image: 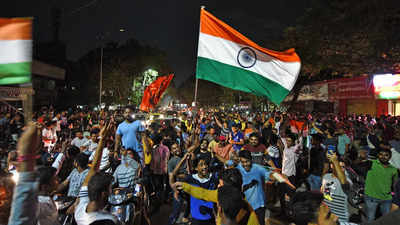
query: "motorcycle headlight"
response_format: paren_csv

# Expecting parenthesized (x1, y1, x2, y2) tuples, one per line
(109, 194, 125, 205)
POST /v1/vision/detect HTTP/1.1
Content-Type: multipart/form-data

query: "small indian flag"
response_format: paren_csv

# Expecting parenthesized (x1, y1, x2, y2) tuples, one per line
(0, 18, 32, 85)
(196, 8, 301, 105)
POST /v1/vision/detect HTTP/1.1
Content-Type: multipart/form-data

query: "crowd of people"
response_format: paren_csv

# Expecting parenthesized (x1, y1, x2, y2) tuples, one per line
(0, 105, 400, 225)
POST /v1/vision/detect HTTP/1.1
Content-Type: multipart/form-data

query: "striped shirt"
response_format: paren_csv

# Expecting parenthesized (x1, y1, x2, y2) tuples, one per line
(113, 161, 139, 188)
(220, 127, 230, 138)
(322, 173, 349, 222)
(89, 147, 110, 171)
(78, 186, 89, 200)
(67, 168, 89, 197)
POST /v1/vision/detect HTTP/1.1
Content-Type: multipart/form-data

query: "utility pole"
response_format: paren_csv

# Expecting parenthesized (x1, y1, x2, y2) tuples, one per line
(99, 46, 103, 106)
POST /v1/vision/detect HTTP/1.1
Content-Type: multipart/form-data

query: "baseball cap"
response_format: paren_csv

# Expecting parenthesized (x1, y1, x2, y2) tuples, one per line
(218, 136, 227, 141)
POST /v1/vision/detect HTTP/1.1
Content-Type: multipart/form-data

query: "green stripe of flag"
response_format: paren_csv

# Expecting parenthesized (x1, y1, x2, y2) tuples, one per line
(196, 57, 289, 105)
(0, 61, 31, 85)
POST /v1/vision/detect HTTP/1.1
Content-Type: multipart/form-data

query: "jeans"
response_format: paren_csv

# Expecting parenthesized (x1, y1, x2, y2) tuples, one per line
(307, 174, 322, 191)
(279, 175, 296, 215)
(364, 195, 392, 222)
(255, 207, 266, 225)
(168, 195, 184, 225)
(137, 151, 144, 166)
(167, 193, 189, 225)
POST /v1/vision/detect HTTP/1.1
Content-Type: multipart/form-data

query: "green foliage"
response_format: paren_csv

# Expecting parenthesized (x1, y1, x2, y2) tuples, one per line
(271, 0, 400, 108)
(279, 0, 400, 79)
(66, 38, 171, 106)
(130, 69, 158, 106)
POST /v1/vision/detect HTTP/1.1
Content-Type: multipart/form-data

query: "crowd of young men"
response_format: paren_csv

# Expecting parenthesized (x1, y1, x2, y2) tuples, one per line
(1, 106, 400, 225)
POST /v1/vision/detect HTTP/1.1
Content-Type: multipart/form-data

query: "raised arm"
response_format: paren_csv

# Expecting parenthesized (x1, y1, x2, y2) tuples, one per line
(327, 153, 347, 185)
(172, 182, 218, 203)
(312, 122, 324, 135)
(8, 123, 42, 225)
(214, 115, 223, 129)
(213, 152, 228, 165)
(83, 122, 112, 186)
(169, 153, 190, 186)
(187, 127, 201, 153)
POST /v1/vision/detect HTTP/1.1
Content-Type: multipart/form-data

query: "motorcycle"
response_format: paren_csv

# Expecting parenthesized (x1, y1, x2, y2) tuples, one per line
(345, 166, 366, 223)
(54, 195, 76, 225)
(108, 184, 141, 225)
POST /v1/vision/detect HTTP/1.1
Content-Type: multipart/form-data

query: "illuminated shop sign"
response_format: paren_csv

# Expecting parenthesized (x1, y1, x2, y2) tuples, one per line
(373, 74, 400, 99)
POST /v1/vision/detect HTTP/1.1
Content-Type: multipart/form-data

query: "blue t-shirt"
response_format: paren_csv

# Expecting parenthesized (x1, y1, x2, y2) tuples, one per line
(232, 131, 244, 151)
(185, 173, 218, 221)
(200, 124, 207, 139)
(116, 120, 145, 152)
(237, 163, 271, 210)
(337, 134, 350, 156)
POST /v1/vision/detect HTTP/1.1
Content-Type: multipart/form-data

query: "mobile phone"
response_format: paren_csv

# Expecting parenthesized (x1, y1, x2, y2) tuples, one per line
(327, 145, 336, 155)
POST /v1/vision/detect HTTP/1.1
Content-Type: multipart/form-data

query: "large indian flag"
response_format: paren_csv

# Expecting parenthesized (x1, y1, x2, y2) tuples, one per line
(0, 18, 32, 85)
(196, 8, 301, 105)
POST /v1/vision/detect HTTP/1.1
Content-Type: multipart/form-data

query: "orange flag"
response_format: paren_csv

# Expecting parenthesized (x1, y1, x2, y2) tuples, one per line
(289, 119, 308, 134)
(140, 74, 174, 112)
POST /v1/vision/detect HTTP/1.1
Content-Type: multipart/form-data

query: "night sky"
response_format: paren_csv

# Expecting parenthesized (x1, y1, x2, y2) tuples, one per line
(2, 0, 310, 85)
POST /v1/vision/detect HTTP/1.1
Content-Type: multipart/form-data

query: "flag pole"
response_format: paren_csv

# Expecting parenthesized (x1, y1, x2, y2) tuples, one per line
(194, 6, 205, 107)
(194, 78, 199, 105)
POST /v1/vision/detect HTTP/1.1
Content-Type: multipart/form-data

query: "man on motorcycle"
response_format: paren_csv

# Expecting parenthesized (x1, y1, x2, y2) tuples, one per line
(113, 148, 140, 189)
(74, 122, 118, 225)
(55, 153, 89, 198)
(75, 172, 118, 225)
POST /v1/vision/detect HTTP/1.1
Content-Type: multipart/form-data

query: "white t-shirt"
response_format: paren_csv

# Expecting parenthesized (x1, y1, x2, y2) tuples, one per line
(88, 141, 98, 152)
(71, 137, 89, 149)
(42, 128, 57, 148)
(281, 137, 302, 177)
(275, 121, 281, 133)
(52, 117, 61, 131)
(75, 197, 118, 225)
(52, 153, 65, 174)
(390, 148, 400, 169)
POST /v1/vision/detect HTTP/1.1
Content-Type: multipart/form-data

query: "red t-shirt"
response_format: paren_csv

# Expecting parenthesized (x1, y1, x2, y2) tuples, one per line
(243, 144, 266, 153)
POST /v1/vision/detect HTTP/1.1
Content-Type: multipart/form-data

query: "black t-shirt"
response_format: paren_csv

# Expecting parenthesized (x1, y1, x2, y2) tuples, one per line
(261, 125, 272, 146)
(352, 160, 372, 179)
(194, 149, 212, 161)
(309, 146, 327, 176)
